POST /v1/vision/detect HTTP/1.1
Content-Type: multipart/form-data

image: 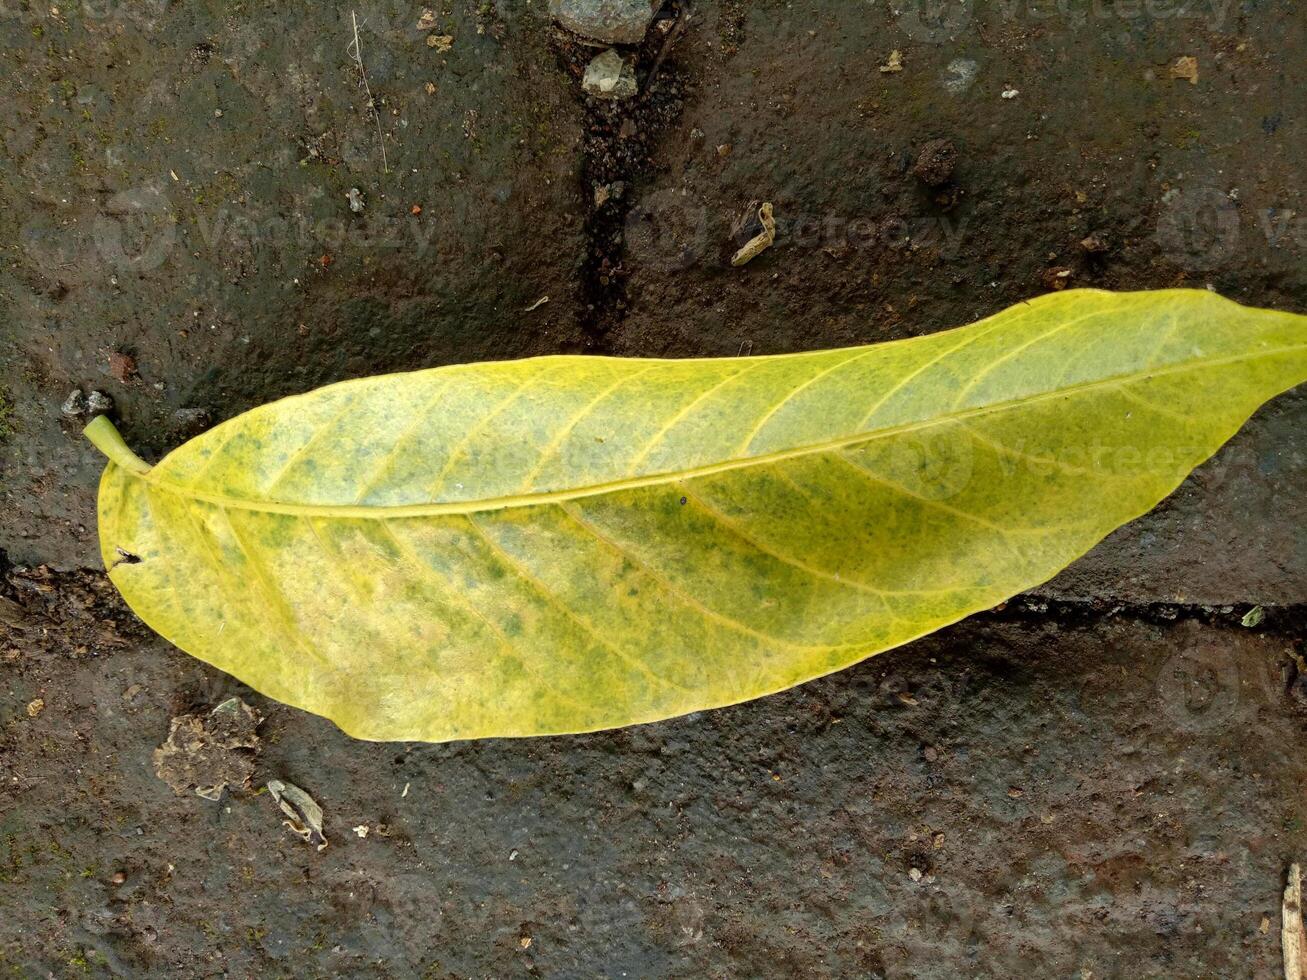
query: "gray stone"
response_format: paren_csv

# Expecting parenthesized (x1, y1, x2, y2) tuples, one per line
(582, 48, 638, 100)
(60, 389, 85, 418)
(550, 0, 655, 45)
(85, 390, 113, 417)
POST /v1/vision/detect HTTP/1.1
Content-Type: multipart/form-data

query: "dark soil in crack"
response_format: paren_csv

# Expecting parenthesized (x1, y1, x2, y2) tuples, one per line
(553, 3, 694, 349)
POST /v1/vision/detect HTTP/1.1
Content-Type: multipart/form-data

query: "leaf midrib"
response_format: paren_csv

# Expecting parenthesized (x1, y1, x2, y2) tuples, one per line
(122, 343, 1305, 520)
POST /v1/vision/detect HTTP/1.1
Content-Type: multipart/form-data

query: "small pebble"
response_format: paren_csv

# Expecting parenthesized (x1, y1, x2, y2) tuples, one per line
(1080, 231, 1109, 254)
(550, 0, 655, 44)
(86, 390, 113, 416)
(61, 389, 85, 418)
(582, 49, 638, 101)
(942, 58, 979, 95)
(346, 188, 365, 213)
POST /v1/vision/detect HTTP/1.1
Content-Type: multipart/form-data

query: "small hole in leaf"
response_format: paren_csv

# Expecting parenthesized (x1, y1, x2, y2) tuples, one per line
(110, 547, 142, 570)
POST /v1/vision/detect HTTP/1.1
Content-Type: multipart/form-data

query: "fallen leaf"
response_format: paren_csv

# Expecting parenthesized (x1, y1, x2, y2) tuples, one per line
(86, 291, 1307, 742)
(879, 50, 904, 73)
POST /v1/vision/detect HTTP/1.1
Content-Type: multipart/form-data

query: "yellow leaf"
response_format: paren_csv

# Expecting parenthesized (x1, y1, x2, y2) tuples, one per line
(86, 290, 1307, 741)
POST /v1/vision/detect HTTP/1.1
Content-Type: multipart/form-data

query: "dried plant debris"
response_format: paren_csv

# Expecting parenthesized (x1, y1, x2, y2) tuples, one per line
(1286, 863, 1304, 980)
(267, 779, 328, 851)
(731, 202, 776, 267)
(0, 594, 32, 630)
(912, 138, 958, 188)
(1171, 56, 1199, 85)
(152, 697, 262, 801)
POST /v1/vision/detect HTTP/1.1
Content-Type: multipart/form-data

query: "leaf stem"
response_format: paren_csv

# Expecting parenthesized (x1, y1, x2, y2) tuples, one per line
(83, 415, 152, 475)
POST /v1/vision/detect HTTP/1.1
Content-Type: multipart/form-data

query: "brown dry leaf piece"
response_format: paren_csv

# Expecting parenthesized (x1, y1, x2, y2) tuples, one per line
(152, 696, 262, 800)
(416, 8, 437, 30)
(730, 202, 776, 267)
(427, 34, 454, 52)
(267, 779, 328, 851)
(1170, 56, 1199, 85)
(879, 49, 904, 73)
(0, 595, 32, 630)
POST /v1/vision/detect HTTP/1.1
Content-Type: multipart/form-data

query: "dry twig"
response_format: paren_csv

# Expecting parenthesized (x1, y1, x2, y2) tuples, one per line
(1287, 863, 1304, 980)
(348, 11, 389, 174)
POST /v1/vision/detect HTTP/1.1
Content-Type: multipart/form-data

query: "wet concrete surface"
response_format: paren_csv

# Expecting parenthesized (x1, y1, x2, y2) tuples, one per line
(1, 1, 1306, 976)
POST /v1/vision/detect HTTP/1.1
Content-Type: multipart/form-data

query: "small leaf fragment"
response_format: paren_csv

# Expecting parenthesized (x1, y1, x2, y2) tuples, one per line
(267, 779, 328, 851)
(731, 202, 776, 266)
